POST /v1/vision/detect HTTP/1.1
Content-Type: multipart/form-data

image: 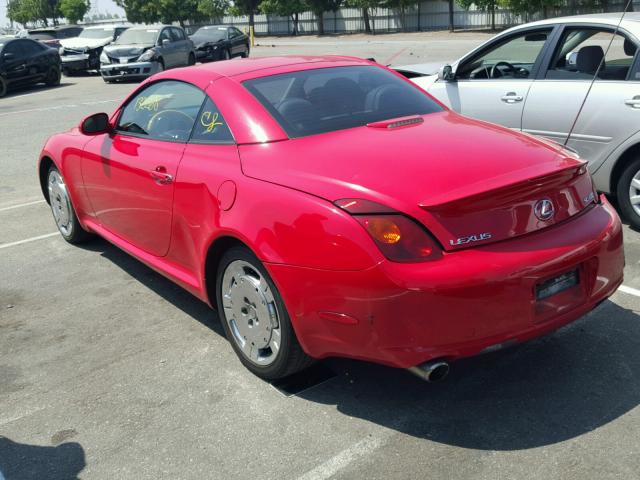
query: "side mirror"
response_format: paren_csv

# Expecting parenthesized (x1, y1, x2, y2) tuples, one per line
(161, 39, 170, 47)
(80, 112, 111, 135)
(438, 64, 456, 82)
(2, 52, 15, 61)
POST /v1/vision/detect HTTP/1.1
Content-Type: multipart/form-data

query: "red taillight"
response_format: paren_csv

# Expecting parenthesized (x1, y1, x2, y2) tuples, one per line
(335, 199, 441, 262)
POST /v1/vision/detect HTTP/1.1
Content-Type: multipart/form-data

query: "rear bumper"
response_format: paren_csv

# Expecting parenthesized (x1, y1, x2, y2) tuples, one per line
(100, 61, 161, 80)
(267, 197, 624, 369)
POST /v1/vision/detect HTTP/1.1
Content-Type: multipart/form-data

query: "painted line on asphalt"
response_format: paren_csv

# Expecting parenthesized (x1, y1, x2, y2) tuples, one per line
(0, 99, 119, 117)
(0, 199, 46, 212)
(618, 285, 640, 297)
(0, 232, 58, 250)
(296, 433, 389, 480)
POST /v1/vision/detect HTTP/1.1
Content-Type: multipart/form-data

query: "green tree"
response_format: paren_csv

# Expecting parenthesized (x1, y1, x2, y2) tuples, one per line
(457, 0, 498, 30)
(115, 0, 160, 23)
(260, 0, 306, 34)
(231, 0, 260, 33)
(384, 0, 417, 32)
(306, 0, 342, 34)
(500, 0, 561, 19)
(116, 0, 207, 26)
(197, 0, 229, 20)
(58, 0, 89, 23)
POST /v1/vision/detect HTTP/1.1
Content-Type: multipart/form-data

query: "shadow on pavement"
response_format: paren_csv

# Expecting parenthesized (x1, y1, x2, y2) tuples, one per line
(78, 239, 639, 451)
(301, 300, 640, 450)
(0, 436, 85, 480)
(79, 239, 224, 338)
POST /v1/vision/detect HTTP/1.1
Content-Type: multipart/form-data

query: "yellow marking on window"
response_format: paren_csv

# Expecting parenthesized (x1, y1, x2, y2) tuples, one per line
(200, 111, 224, 133)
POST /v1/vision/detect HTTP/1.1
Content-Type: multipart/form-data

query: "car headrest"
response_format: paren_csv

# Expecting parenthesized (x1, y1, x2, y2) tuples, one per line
(365, 84, 408, 113)
(624, 38, 637, 57)
(276, 98, 317, 131)
(577, 45, 605, 74)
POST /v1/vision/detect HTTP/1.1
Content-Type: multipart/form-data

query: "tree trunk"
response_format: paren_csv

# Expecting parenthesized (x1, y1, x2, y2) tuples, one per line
(363, 7, 371, 34)
(542, 6, 548, 18)
(249, 11, 255, 30)
(292, 13, 299, 35)
(490, 3, 495, 31)
(316, 11, 324, 35)
(448, 0, 454, 32)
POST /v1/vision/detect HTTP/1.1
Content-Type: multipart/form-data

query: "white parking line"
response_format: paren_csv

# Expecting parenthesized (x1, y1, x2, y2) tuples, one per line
(617, 285, 640, 298)
(0, 199, 45, 212)
(296, 434, 389, 480)
(0, 232, 58, 250)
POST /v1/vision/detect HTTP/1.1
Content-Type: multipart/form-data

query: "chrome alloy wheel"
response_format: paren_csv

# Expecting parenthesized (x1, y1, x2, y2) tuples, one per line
(221, 260, 281, 366)
(629, 169, 640, 217)
(48, 169, 74, 237)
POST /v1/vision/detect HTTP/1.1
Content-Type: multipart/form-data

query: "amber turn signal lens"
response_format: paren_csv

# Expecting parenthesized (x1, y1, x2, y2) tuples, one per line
(365, 218, 402, 244)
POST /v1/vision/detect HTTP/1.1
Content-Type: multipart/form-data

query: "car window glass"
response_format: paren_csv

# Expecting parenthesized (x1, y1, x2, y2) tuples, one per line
(21, 40, 41, 55)
(229, 28, 237, 39)
(457, 29, 552, 80)
(234, 28, 243, 37)
(169, 28, 182, 41)
(174, 28, 186, 41)
(4, 41, 24, 57)
(116, 81, 206, 142)
(159, 29, 172, 44)
(546, 28, 637, 81)
(190, 97, 234, 143)
(244, 65, 443, 138)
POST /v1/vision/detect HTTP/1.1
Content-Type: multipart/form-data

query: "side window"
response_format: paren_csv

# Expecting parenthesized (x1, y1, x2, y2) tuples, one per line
(546, 28, 637, 81)
(159, 29, 172, 45)
(116, 81, 206, 142)
(191, 97, 234, 144)
(457, 29, 552, 80)
(234, 28, 244, 38)
(172, 28, 186, 41)
(4, 41, 24, 57)
(229, 28, 237, 39)
(21, 40, 42, 55)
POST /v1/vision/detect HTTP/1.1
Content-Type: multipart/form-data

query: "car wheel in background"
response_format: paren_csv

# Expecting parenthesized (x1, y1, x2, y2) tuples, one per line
(241, 46, 249, 58)
(223, 49, 230, 60)
(188, 52, 196, 66)
(45, 66, 61, 86)
(157, 58, 165, 71)
(0, 76, 7, 97)
(617, 156, 640, 230)
(47, 165, 93, 244)
(216, 246, 313, 380)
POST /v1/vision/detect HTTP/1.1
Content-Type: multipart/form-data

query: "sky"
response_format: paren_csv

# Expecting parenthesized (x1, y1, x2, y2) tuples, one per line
(1, 0, 126, 28)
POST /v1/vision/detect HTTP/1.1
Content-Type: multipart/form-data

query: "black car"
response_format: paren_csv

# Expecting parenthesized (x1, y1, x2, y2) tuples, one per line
(28, 25, 83, 49)
(0, 38, 61, 97)
(189, 25, 249, 62)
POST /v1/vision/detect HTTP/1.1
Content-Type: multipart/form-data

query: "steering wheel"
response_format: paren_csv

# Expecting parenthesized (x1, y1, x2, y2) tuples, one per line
(147, 110, 194, 140)
(490, 61, 517, 79)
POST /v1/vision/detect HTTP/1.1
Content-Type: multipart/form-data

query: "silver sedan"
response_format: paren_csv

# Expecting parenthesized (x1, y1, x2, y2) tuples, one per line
(400, 13, 640, 229)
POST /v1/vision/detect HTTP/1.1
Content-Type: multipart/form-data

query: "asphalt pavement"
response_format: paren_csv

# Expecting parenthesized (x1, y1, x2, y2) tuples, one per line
(1, 32, 640, 480)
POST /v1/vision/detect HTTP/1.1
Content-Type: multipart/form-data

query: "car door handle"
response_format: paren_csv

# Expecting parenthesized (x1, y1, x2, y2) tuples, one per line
(501, 92, 524, 103)
(625, 96, 640, 108)
(150, 167, 173, 185)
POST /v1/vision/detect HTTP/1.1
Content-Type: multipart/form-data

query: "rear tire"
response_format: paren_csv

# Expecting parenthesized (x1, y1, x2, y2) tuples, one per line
(617, 156, 640, 230)
(223, 49, 230, 60)
(0, 76, 7, 97)
(188, 52, 196, 66)
(46, 165, 92, 244)
(241, 46, 249, 58)
(45, 66, 61, 86)
(216, 246, 313, 380)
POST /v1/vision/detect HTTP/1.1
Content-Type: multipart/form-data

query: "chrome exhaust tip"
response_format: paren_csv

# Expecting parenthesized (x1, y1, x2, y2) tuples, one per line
(408, 359, 450, 383)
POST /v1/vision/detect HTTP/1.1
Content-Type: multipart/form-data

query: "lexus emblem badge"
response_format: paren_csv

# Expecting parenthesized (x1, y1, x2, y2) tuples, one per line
(534, 199, 555, 221)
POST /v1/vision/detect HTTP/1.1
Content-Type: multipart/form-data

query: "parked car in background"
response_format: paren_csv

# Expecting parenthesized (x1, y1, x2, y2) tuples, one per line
(100, 25, 195, 83)
(60, 25, 129, 76)
(28, 25, 83, 49)
(399, 13, 640, 229)
(0, 37, 61, 97)
(39, 56, 624, 381)
(190, 25, 249, 61)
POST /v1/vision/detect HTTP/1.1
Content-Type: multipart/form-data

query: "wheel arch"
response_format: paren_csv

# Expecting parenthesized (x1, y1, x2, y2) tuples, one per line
(39, 155, 55, 204)
(610, 142, 640, 194)
(203, 235, 251, 309)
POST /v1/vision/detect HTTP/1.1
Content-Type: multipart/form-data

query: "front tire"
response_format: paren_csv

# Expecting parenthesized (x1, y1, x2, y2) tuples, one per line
(47, 166, 92, 244)
(0, 76, 7, 97)
(216, 246, 313, 380)
(188, 52, 196, 66)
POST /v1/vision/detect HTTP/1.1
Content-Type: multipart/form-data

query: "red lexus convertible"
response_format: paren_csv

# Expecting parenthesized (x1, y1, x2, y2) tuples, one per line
(39, 56, 624, 381)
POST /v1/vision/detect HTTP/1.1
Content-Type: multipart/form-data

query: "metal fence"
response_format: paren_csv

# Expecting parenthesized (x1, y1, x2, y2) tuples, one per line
(185, 0, 639, 37)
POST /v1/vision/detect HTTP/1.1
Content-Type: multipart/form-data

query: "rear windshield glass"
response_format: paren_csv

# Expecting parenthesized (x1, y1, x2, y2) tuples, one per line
(243, 65, 443, 138)
(80, 28, 115, 39)
(115, 29, 157, 45)
(192, 27, 227, 41)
